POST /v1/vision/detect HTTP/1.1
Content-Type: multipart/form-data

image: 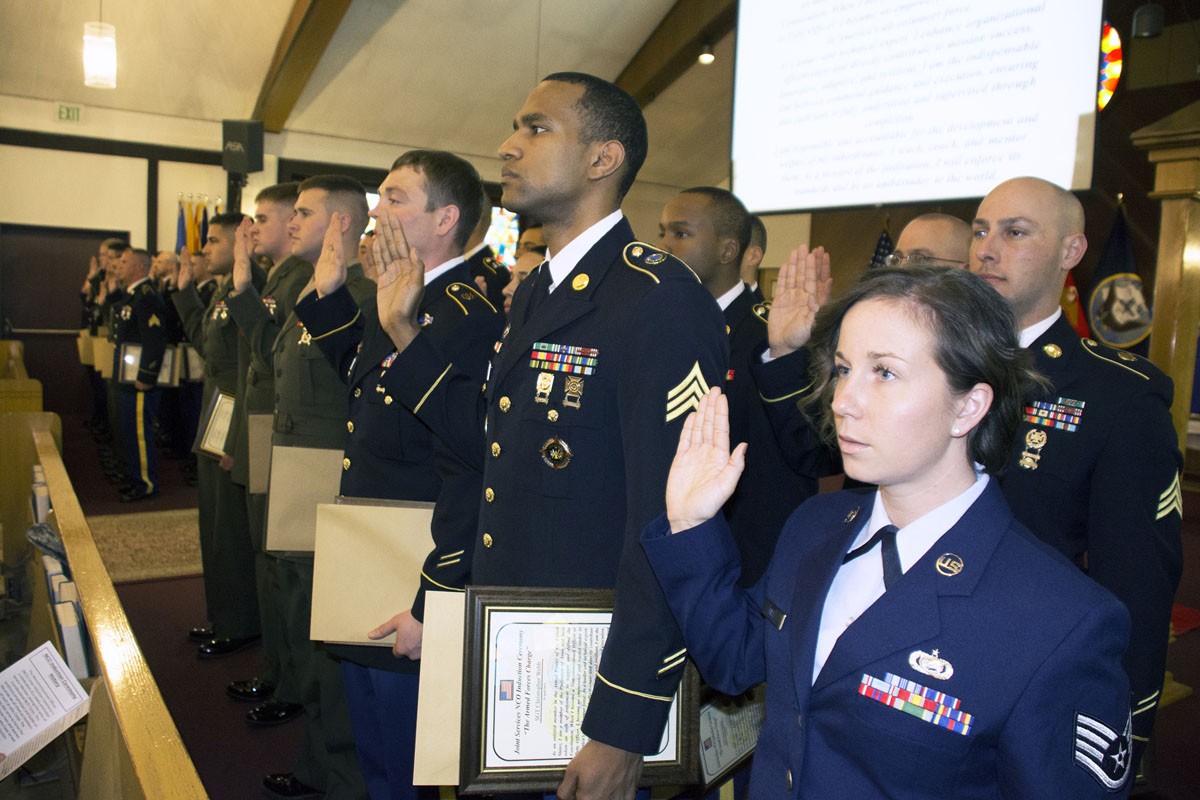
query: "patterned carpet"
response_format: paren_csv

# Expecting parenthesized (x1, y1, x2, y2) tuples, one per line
(85, 508, 202, 583)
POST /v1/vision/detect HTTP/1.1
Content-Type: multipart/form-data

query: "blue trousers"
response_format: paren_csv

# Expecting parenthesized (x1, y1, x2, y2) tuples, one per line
(117, 386, 160, 493)
(341, 662, 438, 800)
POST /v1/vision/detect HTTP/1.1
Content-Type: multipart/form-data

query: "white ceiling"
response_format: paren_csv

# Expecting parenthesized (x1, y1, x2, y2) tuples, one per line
(0, 0, 735, 189)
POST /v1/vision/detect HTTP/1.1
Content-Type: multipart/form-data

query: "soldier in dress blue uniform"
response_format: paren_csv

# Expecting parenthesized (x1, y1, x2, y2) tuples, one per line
(644, 267, 1134, 798)
(463, 188, 511, 309)
(111, 247, 168, 502)
(373, 73, 728, 797)
(260, 175, 373, 800)
(970, 177, 1182, 774)
(295, 149, 502, 800)
(657, 187, 819, 587)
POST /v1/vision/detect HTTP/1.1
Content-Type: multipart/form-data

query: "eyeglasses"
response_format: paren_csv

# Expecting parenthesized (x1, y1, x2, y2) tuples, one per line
(884, 252, 966, 269)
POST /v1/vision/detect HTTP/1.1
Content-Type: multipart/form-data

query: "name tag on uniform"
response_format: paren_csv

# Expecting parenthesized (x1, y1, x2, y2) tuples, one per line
(763, 599, 787, 631)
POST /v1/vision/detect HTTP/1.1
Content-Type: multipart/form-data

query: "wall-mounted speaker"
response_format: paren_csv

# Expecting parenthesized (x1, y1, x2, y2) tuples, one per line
(222, 119, 264, 174)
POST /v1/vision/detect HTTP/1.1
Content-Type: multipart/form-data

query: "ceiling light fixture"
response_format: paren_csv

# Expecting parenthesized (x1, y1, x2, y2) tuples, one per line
(698, 43, 715, 65)
(83, 1, 117, 89)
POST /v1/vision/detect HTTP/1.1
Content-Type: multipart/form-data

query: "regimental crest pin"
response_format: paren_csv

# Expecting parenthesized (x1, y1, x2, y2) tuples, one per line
(909, 648, 954, 680)
(419, 313, 433, 327)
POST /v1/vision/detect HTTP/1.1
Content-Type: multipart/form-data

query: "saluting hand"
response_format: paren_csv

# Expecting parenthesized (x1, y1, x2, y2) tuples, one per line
(177, 247, 194, 290)
(767, 244, 832, 358)
(665, 388, 747, 534)
(232, 217, 255, 293)
(314, 212, 349, 297)
(373, 211, 425, 352)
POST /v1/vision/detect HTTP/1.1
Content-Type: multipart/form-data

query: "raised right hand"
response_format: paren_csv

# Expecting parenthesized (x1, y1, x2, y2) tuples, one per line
(314, 213, 349, 297)
(232, 217, 254, 293)
(767, 244, 832, 358)
(177, 247, 194, 290)
(373, 211, 425, 352)
(665, 388, 746, 533)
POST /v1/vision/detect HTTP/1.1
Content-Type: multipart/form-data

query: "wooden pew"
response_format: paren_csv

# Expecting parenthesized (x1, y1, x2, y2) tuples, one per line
(13, 422, 206, 798)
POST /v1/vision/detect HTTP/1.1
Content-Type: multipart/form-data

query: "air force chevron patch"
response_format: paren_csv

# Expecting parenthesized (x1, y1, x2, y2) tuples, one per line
(666, 362, 710, 422)
(1157, 472, 1183, 521)
(1073, 711, 1131, 790)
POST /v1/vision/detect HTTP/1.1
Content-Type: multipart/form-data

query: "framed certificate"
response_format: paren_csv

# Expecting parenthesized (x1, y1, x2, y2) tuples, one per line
(193, 388, 235, 459)
(459, 586, 698, 794)
(117, 343, 179, 386)
(696, 686, 766, 789)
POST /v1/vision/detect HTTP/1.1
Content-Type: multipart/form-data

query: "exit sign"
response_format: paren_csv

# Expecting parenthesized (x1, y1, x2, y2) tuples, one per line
(55, 102, 83, 123)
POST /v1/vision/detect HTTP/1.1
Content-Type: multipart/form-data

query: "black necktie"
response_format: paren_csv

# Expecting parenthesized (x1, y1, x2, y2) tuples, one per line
(524, 262, 551, 322)
(842, 524, 902, 590)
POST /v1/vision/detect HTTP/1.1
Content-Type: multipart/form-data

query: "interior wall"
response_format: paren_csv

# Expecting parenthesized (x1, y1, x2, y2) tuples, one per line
(0, 144, 147, 244)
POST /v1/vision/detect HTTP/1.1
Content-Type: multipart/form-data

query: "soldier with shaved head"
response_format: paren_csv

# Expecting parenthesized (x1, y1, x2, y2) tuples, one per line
(971, 176, 1181, 777)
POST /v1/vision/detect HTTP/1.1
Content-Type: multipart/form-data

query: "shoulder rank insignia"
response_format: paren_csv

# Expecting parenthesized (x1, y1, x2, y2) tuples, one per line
(752, 302, 770, 324)
(666, 361, 710, 422)
(446, 282, 497, 315)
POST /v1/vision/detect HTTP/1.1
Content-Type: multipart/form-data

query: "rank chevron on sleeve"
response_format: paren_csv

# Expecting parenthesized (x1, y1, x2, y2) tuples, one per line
(1156, 472, 1183, 521)
(665, 361, 710, 422)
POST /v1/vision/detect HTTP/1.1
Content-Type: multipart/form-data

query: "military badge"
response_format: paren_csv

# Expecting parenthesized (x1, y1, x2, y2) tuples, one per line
(563, 376, 584, 409)
(298, 327, 313, 346)
(381, 352, 397, 369)
(1073, 712, 1132, 790)
(858, 672, 973, 735)
(262, 296, 277, 315)
(908, 649, 954, 680)
(631, 246, 644, 257)
(540, 437, 572, 469)
(572, 274, 589, 291)
(844, 508, 859, 524)
(1018, 428, 1048, 470)
(666, 361, 710, 423)
(534, 371, 554, 404)
(1043, 343, 1062, 358)
(935, 553, 963, 576)
(120, 306, 132, 320)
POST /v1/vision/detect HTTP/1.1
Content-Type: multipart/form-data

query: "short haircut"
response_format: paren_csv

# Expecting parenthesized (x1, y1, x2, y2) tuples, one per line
(748, 215, 767, 252)
(805, 267, 1044, 474)
(543, 72, 647, 201)
(681, 187, 752, 259)
(209, 211, 248, 230)
(389, 151, 484, 250)
(127, 248, 151, 269)
(473, 189, 492, 236)
(255, 181, 301, 206)
(102, 238, 129, 255)
(299, 174, 370, 237)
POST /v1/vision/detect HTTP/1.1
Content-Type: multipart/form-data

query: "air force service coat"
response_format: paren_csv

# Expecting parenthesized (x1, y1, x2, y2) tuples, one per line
(999, 314, 1182, 753)
(643, 483, 1134, 798)
(388, 218, 728, 753)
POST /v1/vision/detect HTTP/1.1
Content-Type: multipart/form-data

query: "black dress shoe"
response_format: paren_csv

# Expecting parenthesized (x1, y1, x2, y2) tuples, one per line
(247, 699, 304, 727)
(197, 635, 260, 659)
(120, 487, 159, 503)
(187, 624, 213, 643)
(262, 772, 322, 798)
(227, 677, 275, 702)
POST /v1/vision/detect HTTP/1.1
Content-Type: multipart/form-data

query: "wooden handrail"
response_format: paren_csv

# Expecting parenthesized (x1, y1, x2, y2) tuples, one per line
(32, 429, 206, 798)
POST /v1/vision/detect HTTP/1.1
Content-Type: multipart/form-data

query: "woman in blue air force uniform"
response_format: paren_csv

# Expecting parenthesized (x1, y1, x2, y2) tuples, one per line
(643, 267, 1133, 798)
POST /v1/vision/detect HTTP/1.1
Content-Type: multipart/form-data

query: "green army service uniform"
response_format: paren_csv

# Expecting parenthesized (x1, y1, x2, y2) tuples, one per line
(226, 256, 313, 696)
(173, 268, 264, 641)
(269, 264, 373, 796)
